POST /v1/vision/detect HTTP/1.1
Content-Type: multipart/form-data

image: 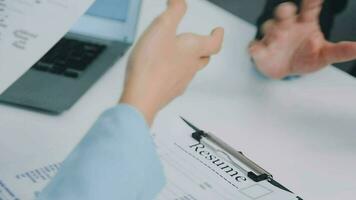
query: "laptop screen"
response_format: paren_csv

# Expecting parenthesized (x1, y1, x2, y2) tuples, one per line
(86, 0, 130, 22)
(70, 0, 141, 42)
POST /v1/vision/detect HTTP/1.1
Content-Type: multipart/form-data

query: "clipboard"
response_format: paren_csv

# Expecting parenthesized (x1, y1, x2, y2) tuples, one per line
(181, 117, 303, 200)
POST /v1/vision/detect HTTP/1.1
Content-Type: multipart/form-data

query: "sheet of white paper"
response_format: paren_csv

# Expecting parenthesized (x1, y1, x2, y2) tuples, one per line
(0, 161, 62, 199)
(154, 118, 298, 200)
(0, 0, 95, 94)
(0, 118, 298, 200)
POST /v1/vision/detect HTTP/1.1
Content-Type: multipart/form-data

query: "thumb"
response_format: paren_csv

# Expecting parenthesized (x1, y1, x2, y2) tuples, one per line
(322, 42, 356, 64)
(199, 27, 225, 57)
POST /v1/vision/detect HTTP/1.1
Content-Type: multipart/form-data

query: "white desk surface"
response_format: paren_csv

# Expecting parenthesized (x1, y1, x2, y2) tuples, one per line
(1, 0, 356, 199)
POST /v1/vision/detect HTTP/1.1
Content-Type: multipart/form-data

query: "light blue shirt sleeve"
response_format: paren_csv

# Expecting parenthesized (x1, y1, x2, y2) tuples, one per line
(37, 104, 166, 200)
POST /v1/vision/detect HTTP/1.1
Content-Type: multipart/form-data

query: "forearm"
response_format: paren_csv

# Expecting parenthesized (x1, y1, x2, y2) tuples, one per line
(37, 105, 165, 200)
(36, 0, 223, 198)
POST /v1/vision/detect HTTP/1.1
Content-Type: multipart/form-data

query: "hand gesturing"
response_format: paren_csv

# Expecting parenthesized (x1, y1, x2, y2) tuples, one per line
(120, 0, 224, 124)
(249, 0, 356, 79)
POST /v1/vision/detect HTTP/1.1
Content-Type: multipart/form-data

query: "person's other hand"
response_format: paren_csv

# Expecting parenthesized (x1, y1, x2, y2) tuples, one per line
(119, 0, 224, 125)
(249, 0, 356, 79)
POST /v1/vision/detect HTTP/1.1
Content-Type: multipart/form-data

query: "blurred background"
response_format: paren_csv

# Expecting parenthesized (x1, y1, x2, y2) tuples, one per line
(208, 0, 356, 76)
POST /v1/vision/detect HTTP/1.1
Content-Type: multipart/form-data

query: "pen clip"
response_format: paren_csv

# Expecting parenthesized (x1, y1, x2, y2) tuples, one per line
(204, 133, 273, 182)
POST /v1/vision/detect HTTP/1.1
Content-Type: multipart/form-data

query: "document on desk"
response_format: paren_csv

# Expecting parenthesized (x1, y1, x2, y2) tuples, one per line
(0, 119, 298, 200)
(0, 0, 94, 94)
(0, 161, 62, 199)
(155, 135, 298, 199)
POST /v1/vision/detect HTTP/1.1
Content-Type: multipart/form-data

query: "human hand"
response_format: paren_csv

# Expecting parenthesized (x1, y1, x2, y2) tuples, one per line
(119, 0, 224, 125)
(249, 0, 356, 79)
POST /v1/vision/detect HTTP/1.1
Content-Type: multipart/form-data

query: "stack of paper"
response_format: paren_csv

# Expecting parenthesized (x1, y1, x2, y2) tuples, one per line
(0, 0, 94, 94)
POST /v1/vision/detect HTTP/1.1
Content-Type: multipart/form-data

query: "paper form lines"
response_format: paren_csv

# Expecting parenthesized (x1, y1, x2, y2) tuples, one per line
(15, 163, 61, 184)
(157, 141, 238, 200)
(0, 180, 19, 200)
(159, 142, 236, 197)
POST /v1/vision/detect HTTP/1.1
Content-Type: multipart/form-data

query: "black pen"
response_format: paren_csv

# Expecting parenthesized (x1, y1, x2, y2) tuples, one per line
(181, 117, 273, 182)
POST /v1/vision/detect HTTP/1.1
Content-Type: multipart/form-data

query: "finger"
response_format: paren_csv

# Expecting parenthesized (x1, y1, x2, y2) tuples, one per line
(261, 20, 275, 35)
(198, 27, 225, 57)
(249, 41, 292, 78)
(248, 40, 268, 60)
(248, 40, 266, 54)
(274, 2, 297, 22)
(322, 42, 356, 64)
(299, 0, 324, 23)
(157, 0, 187, 31)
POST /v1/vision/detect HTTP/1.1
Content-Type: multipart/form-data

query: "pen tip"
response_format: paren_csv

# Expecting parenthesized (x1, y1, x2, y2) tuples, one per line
(180, 117, 201, 132)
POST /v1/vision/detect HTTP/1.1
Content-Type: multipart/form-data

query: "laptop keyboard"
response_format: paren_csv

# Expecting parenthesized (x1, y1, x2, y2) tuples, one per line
(32, 38, 107, 79)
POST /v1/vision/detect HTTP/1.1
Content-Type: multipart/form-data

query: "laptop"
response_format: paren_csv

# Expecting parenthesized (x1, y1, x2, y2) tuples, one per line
(0, 0, 142, 114)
